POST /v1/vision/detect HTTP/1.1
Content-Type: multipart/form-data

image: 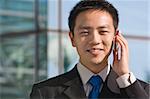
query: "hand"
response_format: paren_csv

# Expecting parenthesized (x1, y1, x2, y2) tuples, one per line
(113, 32, 130, 76)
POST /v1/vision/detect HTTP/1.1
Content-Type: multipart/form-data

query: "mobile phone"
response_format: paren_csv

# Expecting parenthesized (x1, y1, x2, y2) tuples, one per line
(114, 30, 119, 51)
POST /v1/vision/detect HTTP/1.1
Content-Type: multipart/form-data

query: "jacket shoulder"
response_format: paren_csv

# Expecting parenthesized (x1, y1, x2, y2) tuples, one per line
(137, 79, 150, 89)
(33, 66, 78, 88)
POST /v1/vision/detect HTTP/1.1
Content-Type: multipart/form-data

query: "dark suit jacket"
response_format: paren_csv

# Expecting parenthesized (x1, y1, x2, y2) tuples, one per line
(30, 66, 149, 99)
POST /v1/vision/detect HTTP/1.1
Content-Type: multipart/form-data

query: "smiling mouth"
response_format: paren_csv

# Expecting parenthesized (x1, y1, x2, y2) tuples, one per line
(86, 48, 103, 55)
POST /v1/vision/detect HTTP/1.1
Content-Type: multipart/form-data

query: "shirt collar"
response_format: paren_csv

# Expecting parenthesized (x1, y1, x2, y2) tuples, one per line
(77, 61, 110, 85)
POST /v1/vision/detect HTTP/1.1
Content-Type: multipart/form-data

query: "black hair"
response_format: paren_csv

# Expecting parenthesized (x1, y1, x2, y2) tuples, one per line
(68, 0, 119, 35)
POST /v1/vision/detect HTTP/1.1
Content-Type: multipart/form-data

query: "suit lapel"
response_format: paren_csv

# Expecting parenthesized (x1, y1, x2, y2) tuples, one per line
(106, 68, 120, 94)
(99, 68, 121, 98)
(62, 66, 86, 98)
(63, 77, 86, 98)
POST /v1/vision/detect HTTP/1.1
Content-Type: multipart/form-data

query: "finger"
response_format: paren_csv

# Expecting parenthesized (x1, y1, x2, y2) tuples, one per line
(118, 33, 128, 49)
(113, 50, 117, 61)
(116, 36, 128, 60)
(113, 47, 119, 61)
(113, 37, 118, 61)
(117, 35, 129, 53)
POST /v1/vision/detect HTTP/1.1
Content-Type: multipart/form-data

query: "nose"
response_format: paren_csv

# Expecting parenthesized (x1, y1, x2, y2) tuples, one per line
(89, 31, 102, 45)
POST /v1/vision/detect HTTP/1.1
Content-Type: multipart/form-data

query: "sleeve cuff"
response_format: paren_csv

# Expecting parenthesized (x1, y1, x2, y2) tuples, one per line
(116, 72, 136, 88)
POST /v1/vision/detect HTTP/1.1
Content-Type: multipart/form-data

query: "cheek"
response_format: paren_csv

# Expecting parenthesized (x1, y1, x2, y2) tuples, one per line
(74, 39, 85, 50)
(103, 37, 113, 49)
(75, 37, 87, 46)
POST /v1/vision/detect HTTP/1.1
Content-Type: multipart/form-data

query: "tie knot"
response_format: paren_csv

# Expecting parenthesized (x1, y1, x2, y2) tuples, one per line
(88, 75, 103, 87)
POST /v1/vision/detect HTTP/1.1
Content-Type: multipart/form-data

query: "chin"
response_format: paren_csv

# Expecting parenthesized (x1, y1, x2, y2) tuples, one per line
(90, 58, 104, 65)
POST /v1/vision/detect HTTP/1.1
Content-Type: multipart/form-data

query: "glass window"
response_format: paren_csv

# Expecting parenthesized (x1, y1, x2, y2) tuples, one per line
(0, 33, 47, 99)
(61, 0, 80, 30)
(47, 31, 78, 78)
(48, 0, 58, 29)
(0, 35, 35, 99)
(0, 0, 47, 34)
(110, 0, 149, 36)
(47, 32, 59, 78)
(127, 39, 150, 82)
(0, 0, 35, 34)
(0, 0, 47, 98)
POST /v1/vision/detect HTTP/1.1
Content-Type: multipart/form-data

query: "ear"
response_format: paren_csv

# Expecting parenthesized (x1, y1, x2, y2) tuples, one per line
(69, 32, 76, 47)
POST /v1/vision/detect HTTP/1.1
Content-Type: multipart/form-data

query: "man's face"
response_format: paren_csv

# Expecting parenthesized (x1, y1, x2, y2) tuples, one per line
(69, 10, 115, 67)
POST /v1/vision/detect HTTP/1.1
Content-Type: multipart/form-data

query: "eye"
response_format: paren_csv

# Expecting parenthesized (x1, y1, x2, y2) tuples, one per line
(80, 31, 89, 36)
(100, 31, 108, 35)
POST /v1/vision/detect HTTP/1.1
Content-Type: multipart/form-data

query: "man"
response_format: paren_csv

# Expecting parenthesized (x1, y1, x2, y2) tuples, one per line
(30, 0, 149, 99)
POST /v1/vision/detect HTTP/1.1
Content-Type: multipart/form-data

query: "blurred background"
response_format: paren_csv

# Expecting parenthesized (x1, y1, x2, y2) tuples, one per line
(0, 0, 149, 99)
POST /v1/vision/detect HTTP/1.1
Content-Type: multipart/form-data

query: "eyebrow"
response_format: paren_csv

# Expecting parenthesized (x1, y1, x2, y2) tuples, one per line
(78, 26, 92, 30)
(78, 25, 109, 30)
(97, 26, 109, 29)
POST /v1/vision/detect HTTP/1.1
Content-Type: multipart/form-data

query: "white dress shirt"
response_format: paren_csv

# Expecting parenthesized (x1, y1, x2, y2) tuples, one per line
(77, 62, 136, 97)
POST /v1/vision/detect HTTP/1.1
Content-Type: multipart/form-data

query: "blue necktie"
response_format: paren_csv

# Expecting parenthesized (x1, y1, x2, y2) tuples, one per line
(88, 75, 103, 99)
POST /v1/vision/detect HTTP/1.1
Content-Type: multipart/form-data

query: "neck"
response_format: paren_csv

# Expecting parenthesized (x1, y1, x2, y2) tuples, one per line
(80, 60, 108, 74)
